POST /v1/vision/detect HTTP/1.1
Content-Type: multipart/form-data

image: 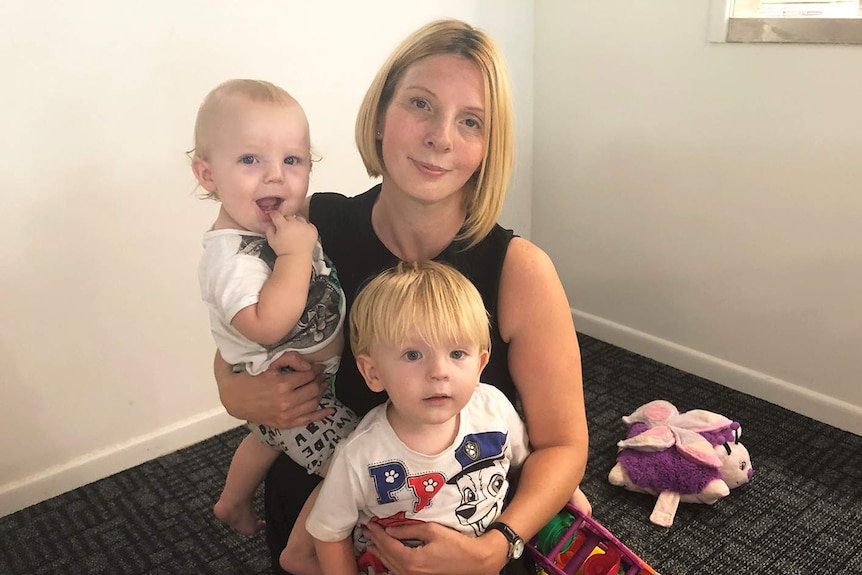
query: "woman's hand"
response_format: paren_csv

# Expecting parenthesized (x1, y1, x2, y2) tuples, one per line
(214, 350, 332, 429)
(363, 521, 508, 575)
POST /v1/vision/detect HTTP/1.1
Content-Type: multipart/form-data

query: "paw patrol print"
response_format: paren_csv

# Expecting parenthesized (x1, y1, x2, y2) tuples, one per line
(384, 470, 400, 484)
(423, 478, 439, 493)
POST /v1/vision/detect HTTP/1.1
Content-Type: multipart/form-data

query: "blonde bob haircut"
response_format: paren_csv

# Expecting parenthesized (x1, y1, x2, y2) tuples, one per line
(350, 261, 491, 358)
(355, 19, 515, 249)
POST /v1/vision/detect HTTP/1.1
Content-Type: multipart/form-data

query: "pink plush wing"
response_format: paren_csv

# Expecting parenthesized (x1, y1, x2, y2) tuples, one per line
(617, 426, 676, 451)
(670, 427, 722, 468)
(618, 425, 723, 468)
(621, 400, 679, 427)
(666, 409, 734, 433)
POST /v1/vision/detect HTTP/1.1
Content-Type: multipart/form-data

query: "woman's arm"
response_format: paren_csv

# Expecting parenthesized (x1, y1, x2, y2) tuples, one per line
(214, 350, 332, 429)
(491, 236, 588, 538)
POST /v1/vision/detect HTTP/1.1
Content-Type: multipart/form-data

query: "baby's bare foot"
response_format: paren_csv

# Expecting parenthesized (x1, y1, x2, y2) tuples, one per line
(213, 498, 264, 535)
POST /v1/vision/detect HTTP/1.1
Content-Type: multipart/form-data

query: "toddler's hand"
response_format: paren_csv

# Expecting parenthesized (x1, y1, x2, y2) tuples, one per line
(266, 212, 318, 257)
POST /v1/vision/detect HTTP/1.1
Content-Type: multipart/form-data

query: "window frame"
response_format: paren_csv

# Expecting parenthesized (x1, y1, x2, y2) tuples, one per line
(709, 0, 862, 44)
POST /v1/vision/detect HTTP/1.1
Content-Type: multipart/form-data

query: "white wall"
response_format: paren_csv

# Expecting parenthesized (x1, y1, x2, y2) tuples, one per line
(0, 0, 533, 516)
(533, 1, 862, 434)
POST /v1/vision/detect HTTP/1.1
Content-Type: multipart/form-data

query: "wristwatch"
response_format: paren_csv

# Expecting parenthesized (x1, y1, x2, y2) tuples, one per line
(487, 521, 525, 561)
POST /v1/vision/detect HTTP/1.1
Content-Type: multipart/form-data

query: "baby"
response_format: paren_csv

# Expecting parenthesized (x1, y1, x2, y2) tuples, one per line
(191, 79, 358, 572)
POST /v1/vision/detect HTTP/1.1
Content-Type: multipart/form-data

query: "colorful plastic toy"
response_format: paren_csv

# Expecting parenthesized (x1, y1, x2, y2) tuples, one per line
(526, 503, 659, 575)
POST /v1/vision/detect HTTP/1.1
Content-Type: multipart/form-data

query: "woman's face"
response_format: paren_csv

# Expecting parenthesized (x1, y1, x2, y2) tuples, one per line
(378, 54, 486, 206)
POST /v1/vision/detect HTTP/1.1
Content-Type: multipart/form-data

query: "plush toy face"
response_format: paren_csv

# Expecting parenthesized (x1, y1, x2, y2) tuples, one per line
(717, 441, 753, 488)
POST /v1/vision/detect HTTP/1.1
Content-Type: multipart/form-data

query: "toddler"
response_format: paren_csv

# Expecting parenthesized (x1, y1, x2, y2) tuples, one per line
(306, 261, 589, 575)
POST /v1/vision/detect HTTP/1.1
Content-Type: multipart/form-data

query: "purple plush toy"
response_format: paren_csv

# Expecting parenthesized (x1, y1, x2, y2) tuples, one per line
(608, 400, 753, 527)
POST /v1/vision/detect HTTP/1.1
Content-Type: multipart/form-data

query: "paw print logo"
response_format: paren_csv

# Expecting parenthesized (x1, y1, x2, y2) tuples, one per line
(463, 440, 479, 461)
(384, 470, 400, 484)
(423, 478, 438, 493)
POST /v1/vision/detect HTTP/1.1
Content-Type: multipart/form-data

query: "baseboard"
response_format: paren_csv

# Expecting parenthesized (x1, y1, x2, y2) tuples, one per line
(0, 408, 242, 518)
(4, 317, 859, 519)
(573, 309, 862, 437)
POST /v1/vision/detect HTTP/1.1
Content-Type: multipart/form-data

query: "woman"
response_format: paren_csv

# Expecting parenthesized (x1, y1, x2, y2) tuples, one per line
(215, 19, 588, 575)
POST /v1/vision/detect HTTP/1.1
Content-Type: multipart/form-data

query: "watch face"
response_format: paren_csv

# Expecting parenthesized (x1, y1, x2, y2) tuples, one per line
(511, 538, 525, 560)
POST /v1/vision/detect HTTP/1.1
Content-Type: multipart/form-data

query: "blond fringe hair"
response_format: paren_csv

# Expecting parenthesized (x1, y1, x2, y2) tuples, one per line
(350, 261, 491, 357)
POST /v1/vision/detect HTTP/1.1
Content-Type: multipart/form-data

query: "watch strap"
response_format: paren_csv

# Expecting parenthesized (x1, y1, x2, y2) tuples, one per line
(487, 521, 524, 560)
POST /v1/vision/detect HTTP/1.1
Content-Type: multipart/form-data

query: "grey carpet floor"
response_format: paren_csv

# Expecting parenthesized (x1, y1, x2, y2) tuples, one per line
(2, 334, 861, 574)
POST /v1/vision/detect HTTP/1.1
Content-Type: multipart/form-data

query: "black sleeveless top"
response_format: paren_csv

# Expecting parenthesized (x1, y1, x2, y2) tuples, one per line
(310, 184, 517, 412)
(263, 184, 516, 573)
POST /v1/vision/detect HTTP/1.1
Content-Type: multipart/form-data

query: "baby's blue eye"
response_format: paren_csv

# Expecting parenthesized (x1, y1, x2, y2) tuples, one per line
(240, 155, 256, 165)
(450, 350, 465, 360)
(284, 156, 299, 165)
(405, 350, 421, 361)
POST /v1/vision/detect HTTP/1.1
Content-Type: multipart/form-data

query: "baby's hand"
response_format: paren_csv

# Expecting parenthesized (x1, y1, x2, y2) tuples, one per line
(266, 212, 318, 257)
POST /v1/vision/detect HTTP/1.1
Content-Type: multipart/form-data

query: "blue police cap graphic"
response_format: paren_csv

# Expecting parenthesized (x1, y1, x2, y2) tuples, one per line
(447, 431, 507, 483)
